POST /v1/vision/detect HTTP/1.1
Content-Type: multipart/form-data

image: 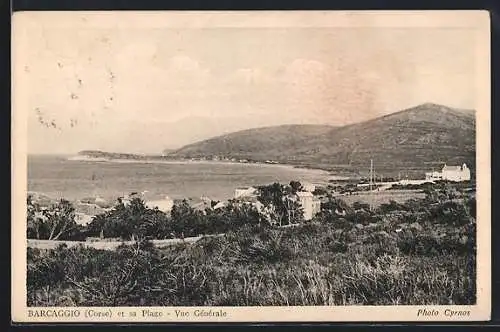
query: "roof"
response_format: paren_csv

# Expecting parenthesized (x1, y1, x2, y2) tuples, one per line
(75, 213, 93, 226)
(146, 199, 174, 212)
(213, 201, 227, 209)
(191, 199, 213, 211)
(74, 203, 107, 216)
(443, 165, 462, 171)
(233, 195, 259, 203)
(296, 191, 314, 197)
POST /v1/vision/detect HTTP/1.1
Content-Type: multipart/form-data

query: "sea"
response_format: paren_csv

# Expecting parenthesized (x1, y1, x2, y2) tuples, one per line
(28, 155, 337, 203)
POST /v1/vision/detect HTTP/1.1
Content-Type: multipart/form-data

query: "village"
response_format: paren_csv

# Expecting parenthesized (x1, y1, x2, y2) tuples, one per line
(48, 162, 472, 230)
(26, 160, 478, 306)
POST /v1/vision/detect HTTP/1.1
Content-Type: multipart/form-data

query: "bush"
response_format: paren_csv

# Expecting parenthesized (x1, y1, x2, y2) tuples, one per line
(27, 221, 476, 306)
(27, 197, 85, 241)
(26, 183, 477, 306)
(377, 200, 405, 214)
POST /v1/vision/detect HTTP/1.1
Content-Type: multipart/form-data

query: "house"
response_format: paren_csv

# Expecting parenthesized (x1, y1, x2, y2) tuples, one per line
(212, 201, 227, 210)
(425, 163, 471, 182)
(80, 195, 112, 208)
(234, 186, 258, 199)
(233, 195, 270, 221)
(442, 163, 471, 182)
(190, 196, 214, 213)
(74, 202, 106, 217)
(145, 196, 174, 213)
(296, 191, 321, 221)
(335, 208, 347, 216)
(121, 193, 135, 206)
(301, 182, 316, 193)
(75, 212, 93, 226)
(425, 171, 443, 181)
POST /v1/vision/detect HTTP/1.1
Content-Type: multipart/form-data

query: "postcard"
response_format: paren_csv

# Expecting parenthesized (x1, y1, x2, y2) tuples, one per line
(11, 10, 491, 322)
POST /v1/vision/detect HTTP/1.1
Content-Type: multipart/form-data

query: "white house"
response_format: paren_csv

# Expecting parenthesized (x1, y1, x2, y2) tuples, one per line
(301, 182, 316, 193)
(212, 201, 227, 210)
(425, 171, 443, 181)
(442, 163, 471, 182)
(296, 191, 321, 221)
(145, 196, 174, 213)
(75, 212, 93, 226)
(425, 163, 471, 182)
(234, 187, 258, 199)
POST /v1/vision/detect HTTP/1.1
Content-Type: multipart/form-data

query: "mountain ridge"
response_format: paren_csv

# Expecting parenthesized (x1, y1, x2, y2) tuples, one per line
(167, 103, 475, 176)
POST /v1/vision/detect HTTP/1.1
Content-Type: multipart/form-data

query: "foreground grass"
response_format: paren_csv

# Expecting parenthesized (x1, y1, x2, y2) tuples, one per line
(27, 220, 475, 306)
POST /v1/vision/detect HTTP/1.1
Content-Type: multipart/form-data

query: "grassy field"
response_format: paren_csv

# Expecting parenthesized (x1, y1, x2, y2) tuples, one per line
(26, 182, 476, 307)
(27, 219, 475, 306)
(339, 190, 426, 208)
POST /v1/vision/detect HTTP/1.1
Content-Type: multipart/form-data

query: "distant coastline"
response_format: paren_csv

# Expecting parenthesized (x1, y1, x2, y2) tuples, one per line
(68, 151, 349, 179)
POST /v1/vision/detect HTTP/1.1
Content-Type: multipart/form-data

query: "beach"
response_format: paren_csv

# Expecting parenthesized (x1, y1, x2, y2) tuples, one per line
(28, 155, 339, 203)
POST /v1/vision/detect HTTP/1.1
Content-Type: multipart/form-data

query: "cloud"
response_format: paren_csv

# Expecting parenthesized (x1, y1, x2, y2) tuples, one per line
(281, 59, 331, 95)
(230, 68, 272, 85)
(23, 26, 477, 154)
(275, 58, 384, 124)
(157, 55, 211, 88)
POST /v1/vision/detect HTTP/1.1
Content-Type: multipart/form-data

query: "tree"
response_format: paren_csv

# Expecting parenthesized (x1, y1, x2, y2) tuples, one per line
(377, 200, 404, 214)
(257, 183, 285, 206)
(316, 197, 351, 224)
(170, 199, 205, 237)
(281, 195, 303, 225)
(87, 198, 170, 241)
(289, 181, 303, 194)
(352, 201, 371, 212)
(27, 195, 44, 239)
(27, 196, 82, 240)
(257, 182, 304, 226)
(430, 198, 475, 226)
(204, 200, 265, 233)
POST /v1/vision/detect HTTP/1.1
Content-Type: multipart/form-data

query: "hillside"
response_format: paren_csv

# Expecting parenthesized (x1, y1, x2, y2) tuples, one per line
(166, 124, 336, 159)
(76, 150, 170, 160)
(168, 103, 475, 176)
(77, 150, 147, 160)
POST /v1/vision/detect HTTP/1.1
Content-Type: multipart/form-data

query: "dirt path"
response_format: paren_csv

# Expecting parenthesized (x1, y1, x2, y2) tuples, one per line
(27, 234, 224, 251)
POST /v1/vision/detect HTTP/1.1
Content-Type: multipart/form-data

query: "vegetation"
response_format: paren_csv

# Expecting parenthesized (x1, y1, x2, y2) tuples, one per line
(256, 182, 304, 226)
(77, 150, 177, 161)
(28, 182, 306, 241)
(27, 196, 85, 241)
(388, 180, 475, 191)
(27, 181, 476, 306)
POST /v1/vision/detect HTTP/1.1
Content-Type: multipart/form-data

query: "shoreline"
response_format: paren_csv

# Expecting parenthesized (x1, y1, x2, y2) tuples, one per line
(27, 156, 352, 205)
(66, 155, 350, 179)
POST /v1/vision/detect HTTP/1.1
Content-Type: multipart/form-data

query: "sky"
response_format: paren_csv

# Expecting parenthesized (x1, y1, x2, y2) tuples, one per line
(15, 13, 478, 154)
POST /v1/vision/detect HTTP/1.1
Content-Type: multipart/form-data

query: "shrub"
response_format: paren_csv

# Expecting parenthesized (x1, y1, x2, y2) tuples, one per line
(27, 197, 85, 241)
(26, 185, 477, 306)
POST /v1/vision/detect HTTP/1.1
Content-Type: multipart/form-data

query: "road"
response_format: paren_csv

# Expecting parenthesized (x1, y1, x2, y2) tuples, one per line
(27, 234, 224, 251)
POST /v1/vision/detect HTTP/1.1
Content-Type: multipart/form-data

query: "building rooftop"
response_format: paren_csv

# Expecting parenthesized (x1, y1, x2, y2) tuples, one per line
(443, 165, 463, 171)
(234, 195, 260, 203)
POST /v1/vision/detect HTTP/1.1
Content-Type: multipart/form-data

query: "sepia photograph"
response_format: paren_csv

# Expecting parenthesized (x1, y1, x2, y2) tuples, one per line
(11, 10, 490, 322)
